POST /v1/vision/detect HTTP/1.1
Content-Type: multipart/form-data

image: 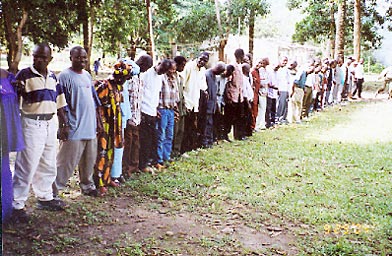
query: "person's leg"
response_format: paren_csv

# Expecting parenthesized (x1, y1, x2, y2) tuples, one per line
(205, 113, 215, 143)
(139, 113, 152, 169)
(122, 122, 132, 175)
(271, 98, 277, 125)
(78, 138, 98, 193)
(357, 79, 364, 98)
(31, 119, 57, 202)
(163, 109, 175, 160)
(255, 96, 267, 129)
(172, 115, 185, 156)
(13, 118, 47, 210)
(129, 125, 140, 172)
(54, 140, 83, 196)
(265, 97, 272, 128)
(156, 109, 168, 164)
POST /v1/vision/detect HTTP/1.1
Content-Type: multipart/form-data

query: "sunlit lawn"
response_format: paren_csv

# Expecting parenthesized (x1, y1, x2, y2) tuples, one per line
(126, 99, 392, 255)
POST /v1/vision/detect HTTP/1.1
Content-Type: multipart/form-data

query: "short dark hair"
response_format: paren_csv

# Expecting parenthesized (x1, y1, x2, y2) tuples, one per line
(174, 56, 187, 65)
(234, 48, 245, 59)
(160, 59, 172, 70)
(34, 43, 52, 55)
(136, 54, 153, 72)
(70, 46, 85, 57)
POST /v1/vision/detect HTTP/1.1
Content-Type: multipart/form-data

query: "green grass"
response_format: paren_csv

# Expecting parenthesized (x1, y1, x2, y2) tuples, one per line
(3, 99, 391, 255)
(125, 101, 392, 255)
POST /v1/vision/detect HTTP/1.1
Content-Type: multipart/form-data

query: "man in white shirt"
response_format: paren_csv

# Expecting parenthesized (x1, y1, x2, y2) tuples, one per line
(352, 58, 365, 98)
(276, 56, 290, 124)
(266, 63, 279, 128)
(139, 59, 171, 174)
(182, 52, 209, 152)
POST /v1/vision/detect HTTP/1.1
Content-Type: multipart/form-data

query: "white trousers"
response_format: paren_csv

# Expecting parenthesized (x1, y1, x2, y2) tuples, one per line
(13, 117, 57, 209)
(255, 96, 267, 130)
(290, 87, 304, 123)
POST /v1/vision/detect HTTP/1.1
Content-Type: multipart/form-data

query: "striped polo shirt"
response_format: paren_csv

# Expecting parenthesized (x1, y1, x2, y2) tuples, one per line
(15, 66, 67, 115)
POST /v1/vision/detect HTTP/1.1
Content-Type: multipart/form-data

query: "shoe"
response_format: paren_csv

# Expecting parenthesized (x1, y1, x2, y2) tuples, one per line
(37, 199, 66, 211)
(154, 163, 166, 173)
(83, 189, 99, 197)
(181, 153, 190, 158)
(141, 166, 156, 175)
(11, 209, 30, 223)
(98, 187, 107, 196)
(109, 178, 121, 187)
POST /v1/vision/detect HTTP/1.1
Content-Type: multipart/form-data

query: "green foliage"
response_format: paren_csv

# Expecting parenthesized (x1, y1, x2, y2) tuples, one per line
(1, 0, 79, 48)
(290, 0, 392, 50)
(173, 0, 219, 44)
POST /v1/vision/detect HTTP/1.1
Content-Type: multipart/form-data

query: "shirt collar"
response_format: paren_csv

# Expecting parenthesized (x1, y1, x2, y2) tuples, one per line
(30, 65, 50, 78)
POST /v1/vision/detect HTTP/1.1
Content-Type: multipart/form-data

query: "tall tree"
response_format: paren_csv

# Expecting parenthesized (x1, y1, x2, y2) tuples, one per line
(1, 0, 78, 73)
(353, 0, 361, 60)
(226, 0, 270, 55)
(288, 0, 392, 58)
(334, 0, 347, 58)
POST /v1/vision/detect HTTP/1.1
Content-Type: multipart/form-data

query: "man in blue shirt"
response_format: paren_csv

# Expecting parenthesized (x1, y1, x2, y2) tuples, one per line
(53, 46, 103, 197)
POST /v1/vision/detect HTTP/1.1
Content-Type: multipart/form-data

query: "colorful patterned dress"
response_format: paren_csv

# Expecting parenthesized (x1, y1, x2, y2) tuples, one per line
(94, 79, 123, 188)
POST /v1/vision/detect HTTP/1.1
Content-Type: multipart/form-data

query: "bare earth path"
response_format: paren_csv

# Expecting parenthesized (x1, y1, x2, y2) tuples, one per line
(312, 95, 392, 144)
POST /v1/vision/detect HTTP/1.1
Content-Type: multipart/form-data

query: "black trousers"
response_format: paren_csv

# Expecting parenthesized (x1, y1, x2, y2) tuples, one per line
(224, 102, 244, 140)
(139, 113, 157, 169)
(266, 97, 276, 128)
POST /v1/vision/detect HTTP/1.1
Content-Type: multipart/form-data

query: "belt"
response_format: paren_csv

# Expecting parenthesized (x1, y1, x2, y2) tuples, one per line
(23, 113, 54, 121)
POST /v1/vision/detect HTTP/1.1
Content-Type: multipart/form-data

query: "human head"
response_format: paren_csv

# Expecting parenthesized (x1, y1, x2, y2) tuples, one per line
(174, 56, 187, 72)
(280, 56, 288, 68)
(32, 43, 53, 74)
(261, 57, 270, 67)
(155, 59, 172, 75)
(329, 60, 337, 68)
(224, 65, 235, 77)
(197, 52, 209, 68)
(112, 60, 132, 84)
(70, 46, 87, 72)
(167, 60, 177, 78)
(306, 64, 315, 74)
(272, 63, 280, 71)
(234, 48, 245, 63)
(288, 60, 298, 70)
(242, 63, 251, 76)
(244, 53, 253, 66)
(212, 61, 226, 75)
(135, 55, 153, 73)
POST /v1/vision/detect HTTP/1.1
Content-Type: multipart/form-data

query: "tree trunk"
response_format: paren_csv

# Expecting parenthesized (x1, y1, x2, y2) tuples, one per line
(87, 1, 95, 71)
(3, 3, 28, 74)
(328, 1, 335, 59)
(248, 12, 255, 55)
(218, 38, 227, 62)
(146, 0, 155, 61)
(80, 0, 91, 73)
(353, 0, 361, 61)
(334, 0, 346, 59)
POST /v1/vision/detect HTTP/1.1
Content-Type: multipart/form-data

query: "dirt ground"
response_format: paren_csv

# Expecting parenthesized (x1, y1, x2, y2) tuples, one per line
(3, 94, 392, 255)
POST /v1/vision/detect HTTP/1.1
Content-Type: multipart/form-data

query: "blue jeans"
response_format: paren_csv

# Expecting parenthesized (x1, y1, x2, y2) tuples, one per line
(157, 109, 174, 164)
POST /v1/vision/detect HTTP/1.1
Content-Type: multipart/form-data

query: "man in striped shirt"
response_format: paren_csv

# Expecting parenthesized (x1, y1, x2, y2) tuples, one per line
(12, 43, 69, 222)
